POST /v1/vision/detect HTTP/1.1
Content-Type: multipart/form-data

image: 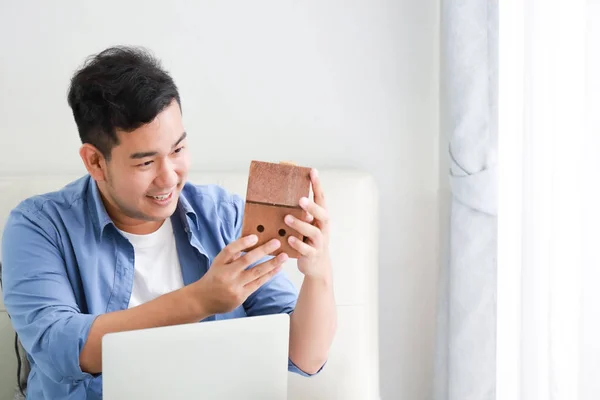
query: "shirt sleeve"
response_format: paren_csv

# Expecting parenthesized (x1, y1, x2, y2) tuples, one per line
(1, 208, 99, 384)
(224, 193, 324, 377)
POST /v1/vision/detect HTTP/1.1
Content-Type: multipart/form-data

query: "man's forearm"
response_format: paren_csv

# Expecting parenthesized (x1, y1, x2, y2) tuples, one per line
(289, 270, 337, 374)
(79, 285, 209, 374)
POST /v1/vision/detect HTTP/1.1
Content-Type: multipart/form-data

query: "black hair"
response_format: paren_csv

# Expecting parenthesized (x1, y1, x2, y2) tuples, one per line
(67, 46, 181, 159)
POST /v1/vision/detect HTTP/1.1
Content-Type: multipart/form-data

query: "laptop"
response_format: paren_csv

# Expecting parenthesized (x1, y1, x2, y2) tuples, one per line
(102, 313, 290, 400)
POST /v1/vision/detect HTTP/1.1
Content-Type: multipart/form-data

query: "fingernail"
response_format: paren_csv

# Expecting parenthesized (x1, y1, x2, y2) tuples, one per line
(247, 235, 258, 244)
(269, 239, 281, 249)
(288, 236, 296, 244)
(285, 215, 294, 224)
(299, 197, 309, 207)
(313, 168, 319, 178)
(277, 253, 289, 263)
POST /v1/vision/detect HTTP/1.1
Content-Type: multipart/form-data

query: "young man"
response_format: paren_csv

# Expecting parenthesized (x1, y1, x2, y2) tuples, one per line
(1, 46, 336, 399)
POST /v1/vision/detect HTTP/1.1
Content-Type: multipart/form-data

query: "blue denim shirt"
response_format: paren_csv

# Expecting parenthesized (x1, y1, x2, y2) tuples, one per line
(1, 175, 315, 399)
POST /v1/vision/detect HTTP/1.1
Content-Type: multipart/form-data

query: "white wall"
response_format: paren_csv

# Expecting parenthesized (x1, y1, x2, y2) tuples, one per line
(0, 1, 440, 399)
(583, 5, 600, 398)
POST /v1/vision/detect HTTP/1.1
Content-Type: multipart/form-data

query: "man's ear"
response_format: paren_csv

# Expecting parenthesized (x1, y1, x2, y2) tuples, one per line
(79, 144, 108, 182)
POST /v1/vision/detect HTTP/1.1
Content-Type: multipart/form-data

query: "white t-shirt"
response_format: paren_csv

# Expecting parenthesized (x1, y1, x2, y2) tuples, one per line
(118, 218, 184, 308)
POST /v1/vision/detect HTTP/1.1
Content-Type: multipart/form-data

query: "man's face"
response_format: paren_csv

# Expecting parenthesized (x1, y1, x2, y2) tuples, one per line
(99, 100, 190, 233)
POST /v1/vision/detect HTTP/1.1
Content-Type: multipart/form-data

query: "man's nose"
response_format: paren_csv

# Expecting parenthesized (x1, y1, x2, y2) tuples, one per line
(155, 160, 178, 189)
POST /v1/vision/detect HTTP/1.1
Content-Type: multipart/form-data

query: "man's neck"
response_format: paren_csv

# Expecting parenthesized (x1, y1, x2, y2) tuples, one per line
(113, 219, 165, 235)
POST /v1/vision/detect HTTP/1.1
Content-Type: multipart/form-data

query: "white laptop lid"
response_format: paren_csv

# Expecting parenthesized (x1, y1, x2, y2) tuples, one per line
(102, 314, 290, 400)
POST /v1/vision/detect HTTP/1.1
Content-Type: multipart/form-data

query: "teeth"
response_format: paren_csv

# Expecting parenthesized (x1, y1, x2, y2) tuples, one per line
(151, 193, 170, 201)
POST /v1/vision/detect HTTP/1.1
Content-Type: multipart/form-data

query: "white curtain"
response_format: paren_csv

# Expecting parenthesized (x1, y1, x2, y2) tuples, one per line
(435, 1, 498, 399)
(497, 1, 599, 399)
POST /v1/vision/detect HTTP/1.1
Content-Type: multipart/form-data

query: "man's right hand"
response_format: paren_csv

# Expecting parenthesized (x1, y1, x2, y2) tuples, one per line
(189, 234, 289, 316)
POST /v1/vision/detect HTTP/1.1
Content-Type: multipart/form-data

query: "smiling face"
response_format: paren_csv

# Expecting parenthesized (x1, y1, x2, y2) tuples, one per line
(80, 100, 190, 234)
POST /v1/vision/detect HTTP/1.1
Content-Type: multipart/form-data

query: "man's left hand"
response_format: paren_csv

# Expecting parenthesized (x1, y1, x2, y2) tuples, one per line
(284, 168, 332, 279)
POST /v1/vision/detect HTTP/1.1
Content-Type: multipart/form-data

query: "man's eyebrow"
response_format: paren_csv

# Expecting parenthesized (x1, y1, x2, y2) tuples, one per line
(173, 131, 187, 147)
(129, 132, 187, 159)
(130, 150, 157, 159)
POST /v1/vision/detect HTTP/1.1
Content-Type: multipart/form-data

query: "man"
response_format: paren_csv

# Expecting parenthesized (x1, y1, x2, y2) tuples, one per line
(1, 46, 336, 399)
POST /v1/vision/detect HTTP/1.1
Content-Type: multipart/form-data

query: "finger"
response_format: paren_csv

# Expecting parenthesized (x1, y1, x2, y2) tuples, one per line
(310, 168, 327, 208)
(299, 197, 328, 225)
(301, 210, 314, 224)
(240, 252, 288, 287)
(216, 234, 259, 264)
(287, 236, 317, 257)
(284, 214, 322, 245)
(243, 265, 283, 296)
(231, 238, 282, 271)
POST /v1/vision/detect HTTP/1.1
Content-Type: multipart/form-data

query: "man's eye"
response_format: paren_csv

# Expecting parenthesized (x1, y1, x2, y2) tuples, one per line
(174, 147, 184, 154)
(137, 160, 153, 167)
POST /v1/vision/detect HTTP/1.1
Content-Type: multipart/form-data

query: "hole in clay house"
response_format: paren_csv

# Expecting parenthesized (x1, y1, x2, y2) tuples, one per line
(278, 229, 286, 237)
(257, 225, 264, 232)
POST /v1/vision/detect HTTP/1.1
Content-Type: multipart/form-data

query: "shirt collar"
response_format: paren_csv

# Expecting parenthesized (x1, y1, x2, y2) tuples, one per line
(177, 188, 200, 231)
(174, 186, 208, 256)
(86, 176, 114, 236)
